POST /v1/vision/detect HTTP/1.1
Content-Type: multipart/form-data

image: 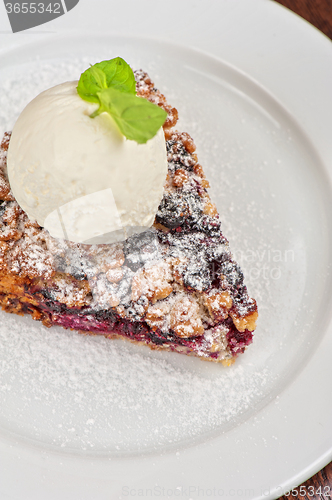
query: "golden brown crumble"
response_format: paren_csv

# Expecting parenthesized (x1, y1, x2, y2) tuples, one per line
(204, 290, 233, 322)
(145, 301, 170, 331)
(169, 297, 204, 338)
(131, 262, 173, 304)
(173, 168, 189, 188)
(135, 70, 178, 130)
(203, 201, 218, 217)
(230, 310, 258, 333)
(0, 133, 15, 202)
(106, 267, 124, 283)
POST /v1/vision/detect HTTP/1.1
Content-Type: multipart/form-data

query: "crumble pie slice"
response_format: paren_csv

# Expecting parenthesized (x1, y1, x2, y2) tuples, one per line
(0, 70, 258, 365)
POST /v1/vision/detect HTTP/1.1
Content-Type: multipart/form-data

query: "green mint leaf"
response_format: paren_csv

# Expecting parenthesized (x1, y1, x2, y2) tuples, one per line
(77, 57, 136, 104)
(77, 66, 107, 103)
(94, 58, 136, 95)
(77, 57, 167, 143)
(97, 87, 167, 144)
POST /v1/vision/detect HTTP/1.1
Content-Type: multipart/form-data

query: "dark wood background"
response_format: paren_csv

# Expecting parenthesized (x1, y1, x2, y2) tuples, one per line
(274, 0, 332, 38)
(273, 1, 332, 498)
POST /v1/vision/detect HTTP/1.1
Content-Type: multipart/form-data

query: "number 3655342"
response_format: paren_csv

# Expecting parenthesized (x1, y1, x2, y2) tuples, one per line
(5, 3, 61, 14)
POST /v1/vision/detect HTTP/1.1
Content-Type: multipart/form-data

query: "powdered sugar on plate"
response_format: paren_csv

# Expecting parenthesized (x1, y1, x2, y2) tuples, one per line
(0, 58, 92, 138)
(0, 309, 269, 455)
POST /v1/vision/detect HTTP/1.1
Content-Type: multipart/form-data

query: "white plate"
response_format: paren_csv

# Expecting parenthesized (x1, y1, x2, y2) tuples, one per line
(0, 1, 332, 499)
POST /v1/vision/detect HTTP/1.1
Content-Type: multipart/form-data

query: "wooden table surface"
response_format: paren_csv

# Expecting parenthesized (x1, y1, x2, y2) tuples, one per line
(272, 1, 332, 498)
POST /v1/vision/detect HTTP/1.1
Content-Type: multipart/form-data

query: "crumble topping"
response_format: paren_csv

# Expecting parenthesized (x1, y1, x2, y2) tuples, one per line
(169, 296, 204, 338)
(0, 132, 14, 202)
(131, 261, 173, 304)
(135, 70, 178, 130)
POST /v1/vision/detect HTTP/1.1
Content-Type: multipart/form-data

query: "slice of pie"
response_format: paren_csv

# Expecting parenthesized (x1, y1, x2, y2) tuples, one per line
(0, 69, 257, 365)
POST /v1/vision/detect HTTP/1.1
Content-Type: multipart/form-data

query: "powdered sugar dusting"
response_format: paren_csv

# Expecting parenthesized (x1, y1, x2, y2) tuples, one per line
(0, 59, 93, 138)
(0, 310, 269, 454)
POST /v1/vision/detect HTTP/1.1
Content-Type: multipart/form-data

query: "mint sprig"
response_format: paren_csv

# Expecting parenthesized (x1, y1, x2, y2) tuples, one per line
(77, 57, 167, 144)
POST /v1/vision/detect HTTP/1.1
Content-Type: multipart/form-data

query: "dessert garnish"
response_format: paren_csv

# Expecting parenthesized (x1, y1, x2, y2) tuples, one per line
(77, 57, 167, 143)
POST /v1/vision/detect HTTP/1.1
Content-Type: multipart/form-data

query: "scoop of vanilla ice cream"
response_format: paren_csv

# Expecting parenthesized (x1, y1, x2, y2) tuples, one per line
(7, 81, 168, 244)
